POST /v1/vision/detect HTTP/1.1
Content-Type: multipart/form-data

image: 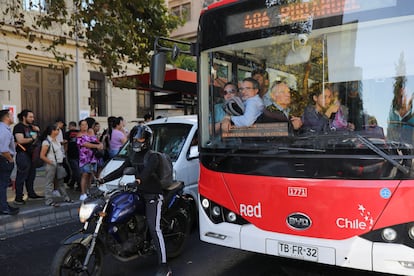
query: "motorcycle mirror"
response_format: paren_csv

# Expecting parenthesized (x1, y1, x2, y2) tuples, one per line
(123, 167, 136, 176)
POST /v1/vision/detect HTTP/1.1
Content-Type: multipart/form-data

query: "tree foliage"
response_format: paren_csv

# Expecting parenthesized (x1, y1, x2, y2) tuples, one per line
(1, 0, 181, 76)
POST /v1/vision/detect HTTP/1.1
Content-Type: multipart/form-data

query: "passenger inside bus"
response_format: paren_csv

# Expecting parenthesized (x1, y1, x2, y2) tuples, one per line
(364, 115, 384, 138)
(387, 75, 414, 144)
(214, 82, 244, 132)
(330, 84, 355, 131)
(251, 67, 271, 105)
(213, 82, 238, 123)
(301, 83, 335, 133)
(302, 83, 356, 133)
(220, 77, 264, 132)
(260, 80, 302, 132)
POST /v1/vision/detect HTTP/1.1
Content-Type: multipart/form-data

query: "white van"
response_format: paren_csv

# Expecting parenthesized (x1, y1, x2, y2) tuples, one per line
(99, 115, 199, 209)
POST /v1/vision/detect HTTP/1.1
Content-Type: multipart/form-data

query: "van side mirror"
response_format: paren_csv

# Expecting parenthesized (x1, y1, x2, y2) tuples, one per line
(150, 52, 166, 89)
(188, 145, 199, 160)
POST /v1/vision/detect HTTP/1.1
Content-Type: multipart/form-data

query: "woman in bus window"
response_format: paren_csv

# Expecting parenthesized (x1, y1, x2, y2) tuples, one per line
(302, 84, 334, 133)
(214, 82, 238, 123)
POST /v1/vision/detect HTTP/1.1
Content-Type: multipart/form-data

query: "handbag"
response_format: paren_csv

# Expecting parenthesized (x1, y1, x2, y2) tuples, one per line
(56, 165, 67, 179)
(49, 140, 67, 179)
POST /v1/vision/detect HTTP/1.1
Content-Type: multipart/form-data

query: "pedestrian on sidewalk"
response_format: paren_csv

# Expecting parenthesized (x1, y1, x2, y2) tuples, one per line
(55, 118, 70, 188)
(13, 109, 44, 205)
(77, 119, 103, 201)
(64, 121, 80, 190)
(0, 109, 19, 215)
(109, 117, 128, 158)
(40, 124, 73, 207)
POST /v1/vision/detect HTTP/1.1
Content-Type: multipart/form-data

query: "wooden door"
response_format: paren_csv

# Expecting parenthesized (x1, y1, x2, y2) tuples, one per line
(21, 65, 64, 131)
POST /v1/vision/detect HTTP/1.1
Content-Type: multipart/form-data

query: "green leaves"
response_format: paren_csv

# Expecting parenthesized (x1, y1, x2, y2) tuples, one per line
(2, 0, 180, 76)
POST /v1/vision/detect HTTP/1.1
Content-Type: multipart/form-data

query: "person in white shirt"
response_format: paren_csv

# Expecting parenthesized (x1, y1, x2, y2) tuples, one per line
(221, 77, 264, 131)
(40, 124, 73, 207)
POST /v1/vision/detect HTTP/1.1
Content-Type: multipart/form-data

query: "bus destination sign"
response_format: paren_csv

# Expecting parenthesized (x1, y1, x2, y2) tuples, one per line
(226, 0, 396, 36)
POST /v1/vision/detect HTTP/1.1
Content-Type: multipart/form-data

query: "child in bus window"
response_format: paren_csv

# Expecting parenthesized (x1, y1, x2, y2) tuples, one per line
(329, 84, 355, 131)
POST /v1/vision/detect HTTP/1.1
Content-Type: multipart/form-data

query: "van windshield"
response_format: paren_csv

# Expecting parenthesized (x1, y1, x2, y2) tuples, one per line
(149, 123, 193, 162)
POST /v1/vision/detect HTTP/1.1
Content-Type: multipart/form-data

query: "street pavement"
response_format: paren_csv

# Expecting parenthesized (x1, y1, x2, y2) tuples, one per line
(0, 168, 82, 239)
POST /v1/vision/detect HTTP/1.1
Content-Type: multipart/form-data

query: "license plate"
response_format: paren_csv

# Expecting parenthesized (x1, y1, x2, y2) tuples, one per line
(278, 242, 318, 261)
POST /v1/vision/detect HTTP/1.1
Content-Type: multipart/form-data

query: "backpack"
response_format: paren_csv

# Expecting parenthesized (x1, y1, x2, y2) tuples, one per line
(144, 150, 173, 189)
(223, 96, 245, 116)
(31, 139, 51, 168)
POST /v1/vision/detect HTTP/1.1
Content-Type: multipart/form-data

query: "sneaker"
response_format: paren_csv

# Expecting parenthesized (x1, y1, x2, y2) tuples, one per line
(14, 199, 26, 205)
(52, 190, 61, 197)
(156, 264, 172, 276)
(79, 194, 88, 201)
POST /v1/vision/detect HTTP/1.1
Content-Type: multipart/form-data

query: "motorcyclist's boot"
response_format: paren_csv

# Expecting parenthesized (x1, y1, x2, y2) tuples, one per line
(155, 263, 172, 276)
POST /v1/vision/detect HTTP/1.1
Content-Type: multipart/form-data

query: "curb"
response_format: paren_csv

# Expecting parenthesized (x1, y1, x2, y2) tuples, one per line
(0, 201, 81, 240)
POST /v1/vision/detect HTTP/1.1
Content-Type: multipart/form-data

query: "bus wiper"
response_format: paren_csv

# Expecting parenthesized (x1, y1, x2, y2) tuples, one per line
(356, 134, 410, 174)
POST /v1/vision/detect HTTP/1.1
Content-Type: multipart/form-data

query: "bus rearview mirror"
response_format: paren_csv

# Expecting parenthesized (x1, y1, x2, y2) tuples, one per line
(150, 52, 167, 89)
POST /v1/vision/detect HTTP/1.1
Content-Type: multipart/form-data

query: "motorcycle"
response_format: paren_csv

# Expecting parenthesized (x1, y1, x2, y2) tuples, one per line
(50, 167, 192, 275)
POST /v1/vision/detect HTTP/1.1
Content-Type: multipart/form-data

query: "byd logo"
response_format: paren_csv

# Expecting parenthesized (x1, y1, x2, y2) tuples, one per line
(286, 213, 312, 230)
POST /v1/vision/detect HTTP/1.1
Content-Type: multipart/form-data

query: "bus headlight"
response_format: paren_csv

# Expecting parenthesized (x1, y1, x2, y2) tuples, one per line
(201, 198, 210, 208)
(212, 206, 221, 217)
(382, 228, 397, 242)
(227, 212, 237, 222)
(199, 196, 248, 225)
(409, 225, 414, 240)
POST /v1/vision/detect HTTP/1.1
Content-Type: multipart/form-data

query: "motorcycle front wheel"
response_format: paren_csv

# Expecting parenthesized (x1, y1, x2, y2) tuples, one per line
(50, 243, 104, 276)
(164, 207, 191, 259)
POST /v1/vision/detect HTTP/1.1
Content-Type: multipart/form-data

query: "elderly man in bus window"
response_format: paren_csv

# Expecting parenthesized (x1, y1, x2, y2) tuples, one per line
(261, 80, 302, 131)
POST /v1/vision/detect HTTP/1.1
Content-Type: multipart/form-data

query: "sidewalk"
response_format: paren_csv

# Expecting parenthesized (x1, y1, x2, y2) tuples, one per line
(0, 168, 82, 239)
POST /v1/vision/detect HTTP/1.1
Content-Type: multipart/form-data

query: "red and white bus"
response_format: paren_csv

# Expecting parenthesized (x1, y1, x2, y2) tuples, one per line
(194, 0, 414, 275)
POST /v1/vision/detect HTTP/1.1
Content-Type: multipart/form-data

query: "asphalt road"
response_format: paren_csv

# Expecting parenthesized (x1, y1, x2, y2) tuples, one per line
(0, 221, 394, 276)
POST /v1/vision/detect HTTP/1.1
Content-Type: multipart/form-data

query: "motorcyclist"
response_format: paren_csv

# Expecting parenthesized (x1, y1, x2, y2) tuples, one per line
(129, 124, 172, 276)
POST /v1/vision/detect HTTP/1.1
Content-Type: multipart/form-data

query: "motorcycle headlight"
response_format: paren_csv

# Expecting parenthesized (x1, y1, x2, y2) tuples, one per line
(79, 202, 99, 223)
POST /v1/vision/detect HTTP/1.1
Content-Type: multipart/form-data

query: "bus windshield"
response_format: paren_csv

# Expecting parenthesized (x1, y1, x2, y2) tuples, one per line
(198, 1, 414, 179)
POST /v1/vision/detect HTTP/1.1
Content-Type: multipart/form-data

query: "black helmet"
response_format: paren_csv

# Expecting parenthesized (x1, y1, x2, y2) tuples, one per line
(130, 124, 153, 152)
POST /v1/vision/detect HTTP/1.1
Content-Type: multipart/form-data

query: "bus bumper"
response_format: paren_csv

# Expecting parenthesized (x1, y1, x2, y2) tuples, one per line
(199, 210, 414, 276)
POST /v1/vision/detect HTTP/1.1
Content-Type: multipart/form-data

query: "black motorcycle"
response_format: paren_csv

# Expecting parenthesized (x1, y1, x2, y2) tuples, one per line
(50, 167, 192, 275)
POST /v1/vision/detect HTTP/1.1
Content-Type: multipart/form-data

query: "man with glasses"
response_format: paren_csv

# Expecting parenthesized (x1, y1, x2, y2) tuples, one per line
(221, 77, 264, 132)
(0, 109, 19, 215)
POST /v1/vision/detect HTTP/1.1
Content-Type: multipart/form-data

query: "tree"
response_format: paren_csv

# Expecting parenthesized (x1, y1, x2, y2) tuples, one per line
(1, 0, 181, 76)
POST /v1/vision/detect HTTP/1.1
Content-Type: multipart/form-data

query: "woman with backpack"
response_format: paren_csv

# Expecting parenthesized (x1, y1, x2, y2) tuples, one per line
(40, 124, 73, 207)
